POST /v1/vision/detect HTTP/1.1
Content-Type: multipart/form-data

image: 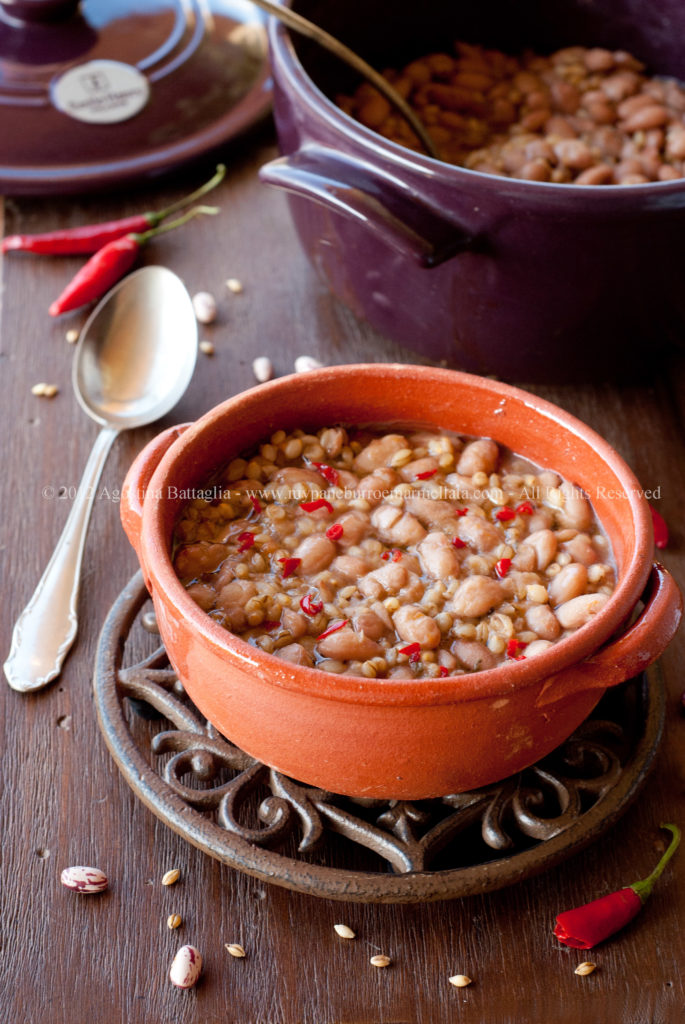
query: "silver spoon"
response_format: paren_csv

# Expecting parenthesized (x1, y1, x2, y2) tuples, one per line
(4, 265, 198, 693)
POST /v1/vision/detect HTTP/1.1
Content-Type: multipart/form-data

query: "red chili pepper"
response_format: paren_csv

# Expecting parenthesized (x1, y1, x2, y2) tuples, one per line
(48, 205, 218, 316)
(262, 620, 281, 631)
(554, 824, 680, 949)
(278, 557, 301, 579)
(398, 642, 422, 663)
(452, 537, 466, 549)
(415, 469, 437, 480)
(516, 501, 535, 515)
(326, 523, 344, 541)
(310, 461, 340, 487)
(4, 165, 225, 255)
(237, 532, 255, 553)
(495, 506, 516, 522)
(250, 496, 262, 516)
(495, 557, 512, 578)
(391, 549, 403, 562)
(300, 498, 334, 514)
(438, 666, 449, 677)
(506, 638, 528, 658)
(300, 594, 324, 616)
(455, 508, 469, 517)
(6, 215, 150, 256)
(381, 551, 390, 560)
(316, 619, 348, 641)
(49, 235, 140, 316)
(650, 505, 669, 549)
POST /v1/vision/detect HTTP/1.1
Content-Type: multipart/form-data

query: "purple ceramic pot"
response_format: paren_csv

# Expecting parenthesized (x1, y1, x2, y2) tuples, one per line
(259, 0, 685, 382)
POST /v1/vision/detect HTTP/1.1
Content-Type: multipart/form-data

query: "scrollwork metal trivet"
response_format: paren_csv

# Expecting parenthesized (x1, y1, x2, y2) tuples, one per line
(94, 573, 665, 903)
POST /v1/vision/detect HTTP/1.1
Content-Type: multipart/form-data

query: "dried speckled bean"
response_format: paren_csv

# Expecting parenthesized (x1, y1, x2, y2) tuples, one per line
(60, 866, 108, 893)
(169, 945, 203, 989)
(192, 291, 217, 324)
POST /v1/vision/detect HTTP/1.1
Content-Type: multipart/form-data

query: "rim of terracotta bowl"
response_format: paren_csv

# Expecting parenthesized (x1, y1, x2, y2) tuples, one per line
(140, 364, 653, 708)
(268, 17, 685, 203)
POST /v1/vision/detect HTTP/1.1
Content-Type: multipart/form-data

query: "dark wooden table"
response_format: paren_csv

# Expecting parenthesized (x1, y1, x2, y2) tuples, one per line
(2, 121, 685, 1024)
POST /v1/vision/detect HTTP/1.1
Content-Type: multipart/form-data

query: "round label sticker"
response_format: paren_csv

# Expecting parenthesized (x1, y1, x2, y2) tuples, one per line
(51, 60, 149, 125)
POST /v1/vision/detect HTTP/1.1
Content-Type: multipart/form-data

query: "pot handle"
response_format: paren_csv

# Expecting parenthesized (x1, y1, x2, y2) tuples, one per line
(259, 143, 477, 268)
(120, 424, 190, 567)
(535, 563, 682, 707)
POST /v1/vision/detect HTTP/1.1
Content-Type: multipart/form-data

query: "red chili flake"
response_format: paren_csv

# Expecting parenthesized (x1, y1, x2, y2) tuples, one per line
(278, 557, 301, 578)
(650, 505, 669, 549)
(237, 531, 255, 553)
(554, 824, 680, 949)
(326, 523, 344, 541)
(452, 537, 466, 549)
(495, 557, 512, 578)
(300, 594, 323, 616)
(300, 498, 334, 514)
(311, 461, 340, 486)
(516, 501, 534, 515)
(438, 666, 449, 677)
(415, 469, 437, 480)
(398, 642, 422, 663)
(391, 549, 403, 562)
(495, 506, 516, 522)
(506, 638, 528, 659)
(262, 620, 281, 631)
(381, 551, 391, 560)
(250, 496, 262, 515)
(455, 508, 469, 517)
(316, 619, 349, 641)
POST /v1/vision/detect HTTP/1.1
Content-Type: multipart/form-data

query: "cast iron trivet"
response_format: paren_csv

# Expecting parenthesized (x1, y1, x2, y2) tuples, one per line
(94, 572, 665, 903)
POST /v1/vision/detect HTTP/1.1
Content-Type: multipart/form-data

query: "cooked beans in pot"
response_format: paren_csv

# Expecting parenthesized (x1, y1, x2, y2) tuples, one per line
(338, 41, 685, 184)
(172, 427, 616, 678)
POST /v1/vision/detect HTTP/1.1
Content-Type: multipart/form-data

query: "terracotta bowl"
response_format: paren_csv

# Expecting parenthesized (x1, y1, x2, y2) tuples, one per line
(120, 365, 682, 799)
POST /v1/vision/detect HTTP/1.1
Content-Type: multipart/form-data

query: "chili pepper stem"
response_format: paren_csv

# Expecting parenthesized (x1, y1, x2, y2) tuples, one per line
(147, 165, 226, 227)
(132, 205, 219, 245)
(630, 824, 681, 902)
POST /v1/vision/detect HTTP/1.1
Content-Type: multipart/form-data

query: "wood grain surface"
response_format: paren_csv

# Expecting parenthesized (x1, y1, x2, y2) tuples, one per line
(1, 123, 684, 1024)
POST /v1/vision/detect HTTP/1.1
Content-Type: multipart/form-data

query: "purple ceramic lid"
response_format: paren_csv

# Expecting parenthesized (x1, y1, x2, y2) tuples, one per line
(0, 0, 272, 194)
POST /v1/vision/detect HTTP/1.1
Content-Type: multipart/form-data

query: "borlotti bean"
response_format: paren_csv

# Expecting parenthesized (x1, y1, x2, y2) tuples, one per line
(338, 42, 685, 184)
(172, 427, 616, 678)
(252, 356, 274, 383)
(191, 291, 217, 324)
(294, 355, 323, 373)
(169, 945, 203, 989)
(60, 866, 108, 893)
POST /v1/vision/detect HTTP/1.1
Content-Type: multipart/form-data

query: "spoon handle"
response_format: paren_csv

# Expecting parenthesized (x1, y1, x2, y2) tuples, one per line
(247, 0, 438, 159)
(4, 425, 119, 692)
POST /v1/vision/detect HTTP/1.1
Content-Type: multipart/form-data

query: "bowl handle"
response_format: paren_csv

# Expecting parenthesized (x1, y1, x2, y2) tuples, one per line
(535, 563, 682, 706)
(120, 424, 190, 570)
(259, 143, 476, 268)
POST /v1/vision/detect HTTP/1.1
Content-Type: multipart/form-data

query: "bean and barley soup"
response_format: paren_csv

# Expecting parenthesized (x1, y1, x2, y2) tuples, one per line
(172, 426, 615, 679)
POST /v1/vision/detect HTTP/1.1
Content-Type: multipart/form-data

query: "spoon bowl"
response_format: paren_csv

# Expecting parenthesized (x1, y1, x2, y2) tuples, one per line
(4, 265, 197, 693)
(74, 265, 198, 429)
